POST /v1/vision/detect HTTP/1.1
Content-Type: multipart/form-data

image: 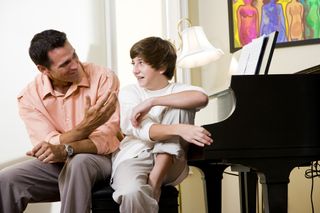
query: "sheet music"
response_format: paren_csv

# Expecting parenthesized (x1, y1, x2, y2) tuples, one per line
(259, 31, 278, 74)
(236, 35, 268, 75)
(237, 44, 250, 75)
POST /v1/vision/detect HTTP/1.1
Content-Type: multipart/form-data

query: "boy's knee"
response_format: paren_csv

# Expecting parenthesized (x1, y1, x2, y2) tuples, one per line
(162, 108, 195, 124)
(114, 184, 153, 203)
(113, 184, 158, 213)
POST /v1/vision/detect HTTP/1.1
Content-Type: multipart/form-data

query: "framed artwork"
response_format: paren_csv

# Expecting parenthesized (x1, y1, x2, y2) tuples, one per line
(228, 0, 320, 53)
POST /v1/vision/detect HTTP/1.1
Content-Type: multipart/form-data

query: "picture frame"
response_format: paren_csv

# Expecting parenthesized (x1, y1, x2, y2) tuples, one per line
(228, 0, 320, 53)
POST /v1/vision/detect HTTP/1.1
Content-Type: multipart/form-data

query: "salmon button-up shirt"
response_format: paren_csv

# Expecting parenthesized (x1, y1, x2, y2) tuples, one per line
(17, 63, 120, 155)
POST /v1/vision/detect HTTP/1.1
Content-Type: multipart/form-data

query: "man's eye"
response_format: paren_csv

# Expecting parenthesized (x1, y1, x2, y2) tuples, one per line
(60, 62, 69, 68)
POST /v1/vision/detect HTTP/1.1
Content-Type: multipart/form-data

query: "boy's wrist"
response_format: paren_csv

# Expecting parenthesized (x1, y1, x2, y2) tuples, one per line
(148, 97, 156, 108)
(172, 124, 181, 137)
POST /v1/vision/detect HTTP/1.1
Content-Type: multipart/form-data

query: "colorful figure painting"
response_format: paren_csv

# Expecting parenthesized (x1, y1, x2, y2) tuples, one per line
(228, 0, 320, 52)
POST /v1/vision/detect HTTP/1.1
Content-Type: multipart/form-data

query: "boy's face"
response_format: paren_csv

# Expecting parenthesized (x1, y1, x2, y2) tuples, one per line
(131, 57, 167, 90)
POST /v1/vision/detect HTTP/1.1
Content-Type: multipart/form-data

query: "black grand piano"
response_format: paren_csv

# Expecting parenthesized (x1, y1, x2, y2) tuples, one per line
(188, 70, 320, 213)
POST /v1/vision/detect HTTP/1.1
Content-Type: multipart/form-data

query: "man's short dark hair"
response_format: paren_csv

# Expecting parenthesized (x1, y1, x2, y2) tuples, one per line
(130, 37, 177, 80)
(29, 29, 67, 68)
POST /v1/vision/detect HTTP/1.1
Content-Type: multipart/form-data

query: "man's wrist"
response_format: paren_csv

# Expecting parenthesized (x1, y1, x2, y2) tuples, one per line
(63, 125, 91, 143)
(64, 144, 74, 157)
(60, 128, 88, 145)
(74, 123, 92, 138)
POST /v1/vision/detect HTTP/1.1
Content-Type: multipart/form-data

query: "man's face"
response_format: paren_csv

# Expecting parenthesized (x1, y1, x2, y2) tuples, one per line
(40, 41, 82, 86)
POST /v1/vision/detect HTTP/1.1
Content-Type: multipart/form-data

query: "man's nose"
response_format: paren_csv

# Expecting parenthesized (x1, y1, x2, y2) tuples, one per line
(70, 58, 79, 69)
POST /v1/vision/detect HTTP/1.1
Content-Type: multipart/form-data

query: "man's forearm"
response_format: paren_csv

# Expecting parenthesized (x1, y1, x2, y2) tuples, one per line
(26, 138, 98, 163)
(68, 138, 98, 154)
(59, 123, 95, 145)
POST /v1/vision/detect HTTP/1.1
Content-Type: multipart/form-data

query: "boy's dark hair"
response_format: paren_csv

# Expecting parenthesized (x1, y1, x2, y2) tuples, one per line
(130, 37, 177, 80)
(29, 29, 67, 68)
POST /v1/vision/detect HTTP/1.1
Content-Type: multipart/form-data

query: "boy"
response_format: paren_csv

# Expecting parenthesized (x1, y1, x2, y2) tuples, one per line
(111, 37, 213, 213)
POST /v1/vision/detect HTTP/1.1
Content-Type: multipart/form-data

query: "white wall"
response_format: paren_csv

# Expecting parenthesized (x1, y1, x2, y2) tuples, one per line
(113, 0, 164, 88)
(110, 0, 188, 88)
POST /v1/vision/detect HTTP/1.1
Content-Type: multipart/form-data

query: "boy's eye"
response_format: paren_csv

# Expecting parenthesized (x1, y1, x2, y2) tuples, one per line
(131, 60, 144, 66)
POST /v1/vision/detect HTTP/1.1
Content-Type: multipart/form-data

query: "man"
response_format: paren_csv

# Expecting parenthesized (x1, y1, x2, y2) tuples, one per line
(0, 29, 120, 213)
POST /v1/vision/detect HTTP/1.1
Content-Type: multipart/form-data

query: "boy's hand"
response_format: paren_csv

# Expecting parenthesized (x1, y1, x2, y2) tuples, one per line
(176, 124, 213, 147)
(130, 98, 153, 128)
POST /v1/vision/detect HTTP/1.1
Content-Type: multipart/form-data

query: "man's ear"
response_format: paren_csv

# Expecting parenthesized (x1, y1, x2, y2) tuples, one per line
(37, 65, 49, 75)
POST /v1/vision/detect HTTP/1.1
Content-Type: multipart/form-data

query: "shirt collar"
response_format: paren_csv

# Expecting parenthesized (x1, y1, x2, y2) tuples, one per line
(41, 67, 90, 99)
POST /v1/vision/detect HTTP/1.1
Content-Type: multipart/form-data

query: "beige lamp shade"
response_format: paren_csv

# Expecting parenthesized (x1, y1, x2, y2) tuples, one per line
(177, 26, 224, 69)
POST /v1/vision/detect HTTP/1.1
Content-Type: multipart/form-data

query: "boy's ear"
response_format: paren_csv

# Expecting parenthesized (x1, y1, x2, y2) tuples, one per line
(159, 67, 166, 75)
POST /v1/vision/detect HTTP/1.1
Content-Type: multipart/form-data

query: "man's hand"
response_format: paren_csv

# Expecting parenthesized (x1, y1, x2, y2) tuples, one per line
(176, 124, 213, 147)
(130, 98, 153, 128)
(26, 142, 67, 163)
(80, 91, 118, 133)
(59, 91, 118, 145)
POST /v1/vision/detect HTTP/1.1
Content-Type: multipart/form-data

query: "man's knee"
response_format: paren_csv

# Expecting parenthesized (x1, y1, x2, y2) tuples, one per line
(63, 154, 111, 180)
(67, 154, 109, 169)
(0, 166, 21, 186)
(67, 154, 90, 167)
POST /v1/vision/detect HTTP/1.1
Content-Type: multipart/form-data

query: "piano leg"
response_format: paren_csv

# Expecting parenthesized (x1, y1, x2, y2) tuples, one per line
(231, 165, 258, 213)
(238, 171, 258, 213)
(258, 172, 289, 213)
(190, 163, 228, 213)
(254, 159, 296, 213)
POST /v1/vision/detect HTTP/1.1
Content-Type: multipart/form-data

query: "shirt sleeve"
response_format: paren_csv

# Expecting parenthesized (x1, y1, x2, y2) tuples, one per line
(172, 83, 208, 111)
(119, 85, 156, 142)
(89, 69, 121, 154)
(172, 83, 207, 94)
(17, 95, 61, 146)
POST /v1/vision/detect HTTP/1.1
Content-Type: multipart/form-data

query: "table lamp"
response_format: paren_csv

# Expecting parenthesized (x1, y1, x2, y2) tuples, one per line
(177, 18, 224, 69)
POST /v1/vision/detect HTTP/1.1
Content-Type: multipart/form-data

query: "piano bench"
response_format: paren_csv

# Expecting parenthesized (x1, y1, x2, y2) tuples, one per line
(91, 179, 179, 213)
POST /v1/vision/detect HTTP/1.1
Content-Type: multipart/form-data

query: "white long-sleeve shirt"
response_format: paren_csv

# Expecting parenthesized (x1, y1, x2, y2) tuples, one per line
(111, 82, 206, 176)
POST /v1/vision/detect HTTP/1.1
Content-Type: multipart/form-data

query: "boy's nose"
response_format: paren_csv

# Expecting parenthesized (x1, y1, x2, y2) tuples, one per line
(132, 66, 140, 74)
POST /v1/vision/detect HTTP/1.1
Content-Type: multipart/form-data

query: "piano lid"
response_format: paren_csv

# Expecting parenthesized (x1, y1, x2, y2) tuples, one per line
(296, 64, 320, 74)
(201, 74, 320, 159)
